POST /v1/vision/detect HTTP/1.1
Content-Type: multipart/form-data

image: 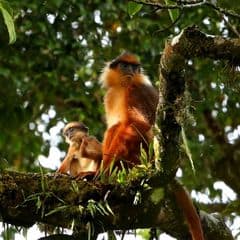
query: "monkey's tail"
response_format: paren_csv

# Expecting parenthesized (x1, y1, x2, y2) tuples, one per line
(173, 180, 205, 240)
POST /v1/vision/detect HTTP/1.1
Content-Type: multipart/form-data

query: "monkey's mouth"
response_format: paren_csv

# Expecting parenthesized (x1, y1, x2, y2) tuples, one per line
(121, 74, 133, 81)
(120, 74, 133, 86)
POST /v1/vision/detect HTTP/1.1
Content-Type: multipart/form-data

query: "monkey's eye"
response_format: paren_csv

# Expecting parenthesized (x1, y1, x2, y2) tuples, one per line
(64, 127, 75, 137)
(118, 61, 141, 73)
(68, 127, 75, 132)
(132, 64, 140, 73)
(119, 62, 129, 70)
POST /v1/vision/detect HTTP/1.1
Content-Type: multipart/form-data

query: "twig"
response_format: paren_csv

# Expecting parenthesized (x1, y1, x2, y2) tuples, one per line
(204, 1, 240, 19)
(222, 15, 240, 38)
(130, 0, 204, 9)
(129, 0, 240, 19)
(175, 0, 203, 3)
(153, 9, 183, 34)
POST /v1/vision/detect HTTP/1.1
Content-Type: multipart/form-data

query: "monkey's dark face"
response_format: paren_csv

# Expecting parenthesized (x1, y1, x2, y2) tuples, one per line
(109, 52, 141, 76)
(110, 60, 141, 76)
(100, 52, 144, 88)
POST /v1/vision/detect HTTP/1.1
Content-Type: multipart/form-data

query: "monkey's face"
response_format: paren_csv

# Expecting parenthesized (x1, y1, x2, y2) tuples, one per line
(63, 122, 88, 144)
(110, 56, 141, 84)
(100, 52, 143, 88)
(64, 128, 87, 144)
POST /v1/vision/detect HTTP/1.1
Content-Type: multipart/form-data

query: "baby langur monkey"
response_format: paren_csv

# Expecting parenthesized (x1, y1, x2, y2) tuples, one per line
(57, 122, 102, 179)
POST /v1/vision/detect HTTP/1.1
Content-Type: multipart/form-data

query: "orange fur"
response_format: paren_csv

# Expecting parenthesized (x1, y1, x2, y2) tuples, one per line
(100, 52, 158, 170)
(174, 181, 205, 240)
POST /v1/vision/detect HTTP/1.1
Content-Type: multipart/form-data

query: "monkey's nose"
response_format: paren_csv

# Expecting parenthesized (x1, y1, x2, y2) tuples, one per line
(121, 65, 134, 75)
(128, 65, 140, 74)
(127, 65, 133, 73)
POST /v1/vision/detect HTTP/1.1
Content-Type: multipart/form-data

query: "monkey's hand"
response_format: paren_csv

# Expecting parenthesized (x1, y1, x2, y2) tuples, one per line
(80, 137, 102, 160)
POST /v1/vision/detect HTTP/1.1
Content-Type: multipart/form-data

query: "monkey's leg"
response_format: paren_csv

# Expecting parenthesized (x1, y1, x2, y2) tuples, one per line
(102, 123, 120, 151)
(102, 123, 121, 167)
(75, 171, 97, 181)
(103, 124, 139, 169)
(57, 152, 73, 174)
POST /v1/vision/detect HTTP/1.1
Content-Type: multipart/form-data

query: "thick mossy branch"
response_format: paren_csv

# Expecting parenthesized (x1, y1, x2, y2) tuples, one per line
(158, 25, 240, 175)
(173, 27, 240, 64)
(158, 30, 186, 176)
(0, 171, 184, 236)
(0, 171, 233, 240)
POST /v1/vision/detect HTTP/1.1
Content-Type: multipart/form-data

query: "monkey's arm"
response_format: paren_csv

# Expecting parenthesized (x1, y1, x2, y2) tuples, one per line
(80, 137, 102, 161)
(69, 158, 80, 177)
(129, 107, 152, 133)
(126, 84, 157, 133)
(57, 145, 77, 174)
(128, 84, 159, 127)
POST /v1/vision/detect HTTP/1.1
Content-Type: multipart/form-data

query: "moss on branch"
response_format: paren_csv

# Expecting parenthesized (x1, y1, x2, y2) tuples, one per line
(0, 170, 234, 240)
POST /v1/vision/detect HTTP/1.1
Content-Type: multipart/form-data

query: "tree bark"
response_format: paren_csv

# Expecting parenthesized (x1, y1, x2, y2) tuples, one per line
(0, 171, 233, 240)
(158, 26, 240, 196)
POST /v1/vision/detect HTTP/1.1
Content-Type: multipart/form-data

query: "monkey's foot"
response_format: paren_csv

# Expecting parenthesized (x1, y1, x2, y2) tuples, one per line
(75, 171, 96, 181)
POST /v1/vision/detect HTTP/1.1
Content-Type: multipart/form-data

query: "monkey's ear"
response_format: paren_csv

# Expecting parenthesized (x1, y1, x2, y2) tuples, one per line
(109, 58, 121, 69)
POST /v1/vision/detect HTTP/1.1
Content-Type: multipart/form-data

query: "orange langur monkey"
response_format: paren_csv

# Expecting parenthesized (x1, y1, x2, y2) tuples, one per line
(100, 52, 204, 240)
(100, 52, 159, 169)
(57, 122, 102, 179)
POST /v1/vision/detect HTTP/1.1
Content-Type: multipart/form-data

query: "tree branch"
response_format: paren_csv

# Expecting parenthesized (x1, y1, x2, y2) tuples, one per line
(0, 171, 234, 240)
(198, 201, 240, 214)
(157, 25, 240, 176)
(129, 0, 240, 19)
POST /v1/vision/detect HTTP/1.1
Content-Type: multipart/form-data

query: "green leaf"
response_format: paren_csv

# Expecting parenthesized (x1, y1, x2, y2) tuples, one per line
(105, 202, 114, 216)
(164, 0, 179, 23)
(181, 127, 196, 174)
(96, 202, 109, 216)
(127, 2, 142, 17)
(36, 196, 42, 210)
(0, 1, 16, 44)
(0, 0, 13, 16)
(150, 188, 164, 205)
(140, 144, 148, 166)
(87, 222, 93, 240)
(109, 158, 115, 175)
(45, 205, 69, 216)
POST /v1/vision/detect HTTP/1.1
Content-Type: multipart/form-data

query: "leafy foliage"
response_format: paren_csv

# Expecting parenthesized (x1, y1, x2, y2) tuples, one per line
(0, 0, 16, 44)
